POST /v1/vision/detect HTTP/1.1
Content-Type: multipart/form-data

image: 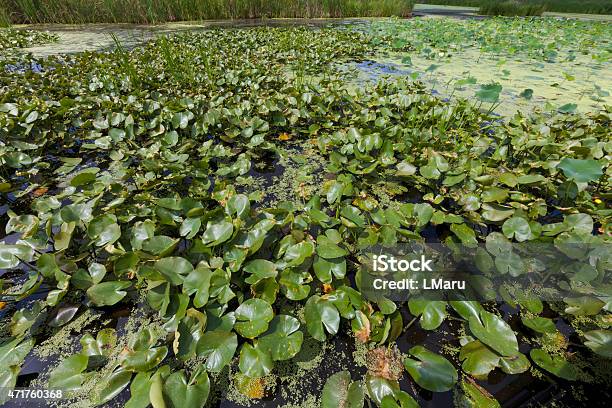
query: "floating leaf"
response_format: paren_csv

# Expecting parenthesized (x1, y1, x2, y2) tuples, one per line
(408, 300, 447, 330)
(403, 346, 457, 392)
(475, 83, 502, 103)
(583, 330, 612, 358)
(196, 330, 238, 372)
(87, 281, 131, 307)
(459, 340, 500, 378)
(530, 349, 577, 380)
(48, 354, 89, 392)
(321, 370, 364, 408)
(163, 368, 210, 408)
(239, 343, 273, 378)
(468, 310, 518, 356)
(259, 315, 303, 361)
(557, 158, 603, 183)
(202, 217, 234, 246)
(234, 298, 274, 339)
(305, 295, 340, 341)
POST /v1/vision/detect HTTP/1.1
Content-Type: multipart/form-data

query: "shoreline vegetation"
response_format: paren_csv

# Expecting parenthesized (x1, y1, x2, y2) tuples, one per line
(479, 1, 546, 16)
(0, 0, 414, 26)
(419, 0, 612, 15)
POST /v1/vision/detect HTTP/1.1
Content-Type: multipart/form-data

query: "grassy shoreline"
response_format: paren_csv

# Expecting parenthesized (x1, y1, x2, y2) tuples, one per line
(419, 0, 612, 15)
(0, 0, 413, 25)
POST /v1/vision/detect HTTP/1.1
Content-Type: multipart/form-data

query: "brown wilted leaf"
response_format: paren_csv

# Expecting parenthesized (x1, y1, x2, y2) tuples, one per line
(355, 317, 371, 343)
(366, 346, 404, 381)
(32, 187, 49, 197)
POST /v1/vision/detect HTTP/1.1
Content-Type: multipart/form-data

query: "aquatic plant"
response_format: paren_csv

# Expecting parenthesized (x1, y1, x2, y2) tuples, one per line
(363, 17, 611, 114)
(0, 21, 610, 408)
(0, 28, 57, 50)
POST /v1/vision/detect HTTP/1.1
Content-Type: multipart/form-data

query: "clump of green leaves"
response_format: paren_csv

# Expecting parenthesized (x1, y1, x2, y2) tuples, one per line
(0, 29, 58, 50)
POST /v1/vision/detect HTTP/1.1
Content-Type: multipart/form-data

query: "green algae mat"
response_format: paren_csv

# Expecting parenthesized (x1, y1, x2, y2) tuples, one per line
(0, 17, 611, 408)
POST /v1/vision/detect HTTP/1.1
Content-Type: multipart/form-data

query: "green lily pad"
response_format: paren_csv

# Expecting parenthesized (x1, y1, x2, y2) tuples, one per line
(238, 343, 273, 378)
(364, 374, 400, 406)
(557, 158, 603, 183)
(305, 295, 340, 341)
(521, 316, 557, 334)
(202, 217, 234, 246)
(163, 367, 210, 408)
(234, 298, 274, 339)
(259, 315, 303, 361)
(403, 346, 457, 392)
(459, 379, 500, 408)
(468, 310, 518, 356)
(155, 257, 193, 285)
(583, 330, 612, 358)
(499, 353, 531, 375)
(244, 259, 277, 284)
(502, 217, 531, 242)
(530, 349, 577, 380)
(80, 328, 117, 357)
(48, 354, 89, 392)
(408, 300, 447, 330)
(321, 370, 364, 408)
(475, 83, 502, 103)
(86, 281, 131, 307)
(96, 367, 132, 405)
(196, 330, 238, 372)
(313, 256, 346, 283)
(459, 341, 500, 378)
(316, 235, 348, 259)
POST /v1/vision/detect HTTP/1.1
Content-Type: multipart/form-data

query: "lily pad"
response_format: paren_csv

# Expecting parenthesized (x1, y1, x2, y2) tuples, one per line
(530, 349, 577, 380)
(234, 298, 274, 339)
(468, 310, 518, 357)
(321, 370, 364, 408)
(403, 346, 457, 392)
(239, 343, 273, 378)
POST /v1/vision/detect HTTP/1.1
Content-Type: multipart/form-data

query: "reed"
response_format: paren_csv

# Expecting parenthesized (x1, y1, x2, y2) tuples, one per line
(0, 0, 414, 24)
(0, 5, 10, 26)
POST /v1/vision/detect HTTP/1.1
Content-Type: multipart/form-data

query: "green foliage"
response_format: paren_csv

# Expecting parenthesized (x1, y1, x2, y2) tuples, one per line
(0, 19, 610, 408)
(418, 0, 612, 14)
(0, 28, 57, 50)
(0, 0, 414, 24)
(404, 346, 458, 392)
(479, 1, 546, 16)
(321, 370, 364, 408)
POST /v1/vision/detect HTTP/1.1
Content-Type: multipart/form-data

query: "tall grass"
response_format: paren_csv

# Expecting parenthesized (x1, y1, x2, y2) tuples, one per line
(418, 0, 612, 15)
(0, 5, 10, 26)
(0, 0, 414, 24)
(479, 1, 545, 16)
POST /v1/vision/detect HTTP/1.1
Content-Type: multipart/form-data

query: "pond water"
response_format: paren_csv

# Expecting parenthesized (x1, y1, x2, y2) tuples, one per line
(15, 18, 362, 57)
